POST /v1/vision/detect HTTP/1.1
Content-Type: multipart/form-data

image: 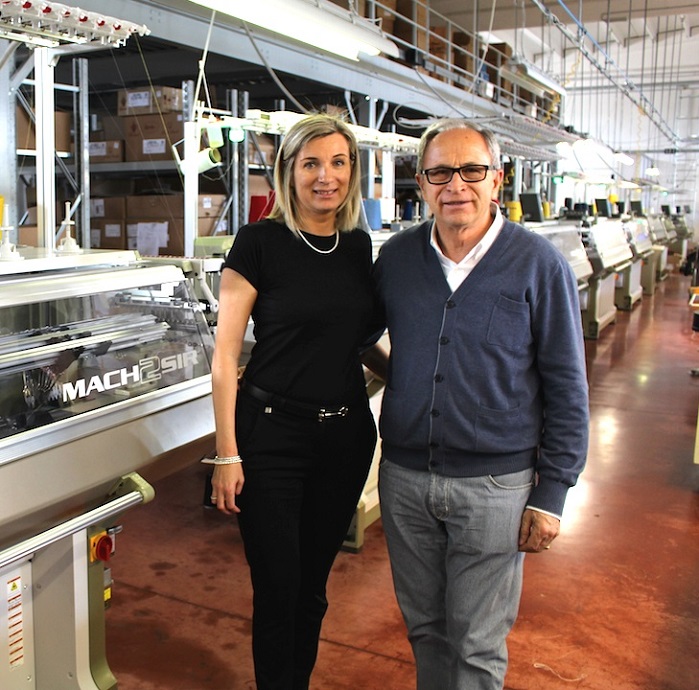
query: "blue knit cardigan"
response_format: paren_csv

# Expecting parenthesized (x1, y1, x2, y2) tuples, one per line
(373, 219, 589, 517)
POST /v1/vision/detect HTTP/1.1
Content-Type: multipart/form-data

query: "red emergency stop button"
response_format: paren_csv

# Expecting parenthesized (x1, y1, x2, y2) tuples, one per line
(91, 534, 113, 562)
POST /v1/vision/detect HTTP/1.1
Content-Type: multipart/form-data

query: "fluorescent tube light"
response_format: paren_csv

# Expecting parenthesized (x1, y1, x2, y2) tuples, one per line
(614, 152, 634, 166)
(500, 67, 546, 99)
(186, 0, 399, 61)
(555, 141, 574, 158)
(617, 179, 641, 190)
(504, 56, 567, 98)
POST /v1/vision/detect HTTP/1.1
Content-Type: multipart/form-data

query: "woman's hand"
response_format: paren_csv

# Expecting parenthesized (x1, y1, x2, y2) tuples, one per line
(211, 463, 245, 515)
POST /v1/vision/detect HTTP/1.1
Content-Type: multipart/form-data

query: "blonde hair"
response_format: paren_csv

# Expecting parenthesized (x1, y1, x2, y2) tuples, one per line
(267, 114, 362, 233)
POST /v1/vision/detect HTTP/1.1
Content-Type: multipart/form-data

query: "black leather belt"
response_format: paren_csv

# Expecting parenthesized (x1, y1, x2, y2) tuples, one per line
(240, 379, 349, 422)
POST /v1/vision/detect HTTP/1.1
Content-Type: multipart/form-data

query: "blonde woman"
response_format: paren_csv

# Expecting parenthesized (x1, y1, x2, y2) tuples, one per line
(210, 114, 380, 690)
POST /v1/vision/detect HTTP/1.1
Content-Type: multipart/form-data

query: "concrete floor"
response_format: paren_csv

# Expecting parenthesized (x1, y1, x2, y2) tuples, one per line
(105, 267, 699, 690)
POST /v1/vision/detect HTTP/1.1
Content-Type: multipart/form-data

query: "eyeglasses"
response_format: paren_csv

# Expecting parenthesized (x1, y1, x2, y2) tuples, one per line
(420, 164, 496, 185)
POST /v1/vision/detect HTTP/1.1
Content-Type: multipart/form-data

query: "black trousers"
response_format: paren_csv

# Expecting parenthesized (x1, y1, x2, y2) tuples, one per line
(235, 390, 377, 690)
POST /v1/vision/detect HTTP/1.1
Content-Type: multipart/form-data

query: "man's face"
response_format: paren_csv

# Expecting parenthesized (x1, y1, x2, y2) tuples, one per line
(416, 128, 503, 234)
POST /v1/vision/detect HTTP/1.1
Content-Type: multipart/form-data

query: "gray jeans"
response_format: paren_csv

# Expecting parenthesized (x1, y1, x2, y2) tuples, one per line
(379, 460, 534, 690)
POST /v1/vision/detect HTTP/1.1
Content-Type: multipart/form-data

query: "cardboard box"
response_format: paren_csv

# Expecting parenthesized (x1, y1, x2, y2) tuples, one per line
(91, 219, 126, 249)
(429, 26, 449, 61)
(485, 42, 514, 99)
(367, 0, 396, 33)
(198, 194, 226, 218)
(249, 175, 273, 198)
(24, 205, 68, 225)
(127, 194, 184, 219)
(198, 194, 228, 234)
(96, 114, 127, 141)
(452, 31, 475, 77)
(17, 225, 40, 247)
(89, 140, 124, 163)
(394, 0, 428, 52)
(91, 177, 136, 198)
(248, 133, 276, 166)
(393, 24, 427, 53)
(515, 87, 537, 117)
(127, 218, 181, 256)
(123, 112, 184, 162)
(118, 86, 183, 116)
(127, 194, 226, 221)
(90, 197, 126, 219)
(127, 202, 228, 255)
(198, 216, 229, 236)
(16, 107, 72, 153)
(326, 0, 397, 31)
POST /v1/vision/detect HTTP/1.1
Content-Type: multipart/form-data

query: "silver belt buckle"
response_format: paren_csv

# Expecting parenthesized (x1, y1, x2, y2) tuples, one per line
(317, 406, 349, 422)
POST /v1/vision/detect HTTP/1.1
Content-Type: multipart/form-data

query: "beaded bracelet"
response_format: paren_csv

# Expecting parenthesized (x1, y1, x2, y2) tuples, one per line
(201, 455, 243, 465)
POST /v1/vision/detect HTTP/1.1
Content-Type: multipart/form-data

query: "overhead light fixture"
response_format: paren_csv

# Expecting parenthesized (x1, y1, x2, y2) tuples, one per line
(555, 141, 574, 158)
(645, 166, 660, 177)
(572, 138, 594, 153)
(617, 179, 641, 190)
(186, 0, 399, 61)
(502, 56, 567, 98)
(614, 152, 634, 166)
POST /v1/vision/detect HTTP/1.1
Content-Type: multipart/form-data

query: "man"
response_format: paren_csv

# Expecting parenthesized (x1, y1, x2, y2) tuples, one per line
(372, 119, 589, 690)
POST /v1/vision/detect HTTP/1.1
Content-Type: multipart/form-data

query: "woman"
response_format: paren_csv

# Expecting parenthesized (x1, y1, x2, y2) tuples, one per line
(210, 114, 379, 690)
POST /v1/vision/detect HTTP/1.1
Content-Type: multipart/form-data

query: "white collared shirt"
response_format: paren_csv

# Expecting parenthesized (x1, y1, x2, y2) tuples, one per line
(430, 202, 505, 292)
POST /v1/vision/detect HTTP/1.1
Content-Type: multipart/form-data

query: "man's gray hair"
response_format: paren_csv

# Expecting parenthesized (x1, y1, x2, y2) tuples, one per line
(417, 119, 502, 172)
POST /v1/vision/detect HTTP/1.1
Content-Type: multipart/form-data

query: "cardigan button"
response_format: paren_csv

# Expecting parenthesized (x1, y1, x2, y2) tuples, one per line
(446, 300, 456, 309)
(434, 374, 444, 383)
(431, 409, 440, 417)
(439, 336, 450, 345)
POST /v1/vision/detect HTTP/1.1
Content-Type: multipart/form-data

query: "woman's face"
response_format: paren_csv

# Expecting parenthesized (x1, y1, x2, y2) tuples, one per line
(292, 132, 352, 230)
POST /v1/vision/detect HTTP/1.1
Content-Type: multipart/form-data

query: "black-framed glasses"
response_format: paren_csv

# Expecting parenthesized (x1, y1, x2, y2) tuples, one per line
(420, 164, 496, 185)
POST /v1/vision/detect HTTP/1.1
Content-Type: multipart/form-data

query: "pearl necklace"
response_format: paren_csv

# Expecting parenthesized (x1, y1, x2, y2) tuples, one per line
(298, 229, 339, 255)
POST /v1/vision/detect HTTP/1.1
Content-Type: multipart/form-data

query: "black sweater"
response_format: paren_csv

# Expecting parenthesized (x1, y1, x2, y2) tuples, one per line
(225, 219, 374, 407)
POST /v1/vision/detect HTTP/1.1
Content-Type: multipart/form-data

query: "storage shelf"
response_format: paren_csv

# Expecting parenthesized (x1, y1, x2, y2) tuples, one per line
(89, 160, 179, 174)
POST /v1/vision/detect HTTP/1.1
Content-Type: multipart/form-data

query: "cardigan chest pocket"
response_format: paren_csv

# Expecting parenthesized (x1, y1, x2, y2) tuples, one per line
(486, 295, 532, 352)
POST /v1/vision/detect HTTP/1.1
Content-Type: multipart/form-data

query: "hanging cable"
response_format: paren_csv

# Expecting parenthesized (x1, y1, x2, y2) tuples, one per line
(192, 11, 217, 115)
(640, 0, 649, 150)
(531, 0, 678, 143)
(242, 22, 309, 114)
(413, 67, 470, 117)
(668, 15, 681, 192)
(667, 16, 679, 143)
(463, 0, 497, 97)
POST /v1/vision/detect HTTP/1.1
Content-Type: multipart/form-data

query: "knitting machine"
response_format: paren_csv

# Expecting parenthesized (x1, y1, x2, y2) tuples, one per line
(0, 248, 215, 690)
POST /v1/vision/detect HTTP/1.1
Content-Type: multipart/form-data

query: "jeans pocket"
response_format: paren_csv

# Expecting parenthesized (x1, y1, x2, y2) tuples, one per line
(488, 468, 535, 491)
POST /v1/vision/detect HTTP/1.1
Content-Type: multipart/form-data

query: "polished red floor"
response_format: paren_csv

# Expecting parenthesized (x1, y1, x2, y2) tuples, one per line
(106, 267, 699, 690)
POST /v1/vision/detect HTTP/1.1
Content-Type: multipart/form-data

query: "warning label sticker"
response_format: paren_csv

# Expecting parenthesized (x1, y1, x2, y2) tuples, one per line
(7, 576, 24, 668)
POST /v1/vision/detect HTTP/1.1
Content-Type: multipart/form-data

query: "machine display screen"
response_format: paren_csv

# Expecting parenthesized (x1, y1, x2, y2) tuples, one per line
(595, 198, 612, 217)
(519, 193, 545, 222)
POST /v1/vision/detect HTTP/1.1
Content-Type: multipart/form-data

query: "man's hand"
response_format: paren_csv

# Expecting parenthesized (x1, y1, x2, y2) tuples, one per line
(518, 508, 560, 552)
